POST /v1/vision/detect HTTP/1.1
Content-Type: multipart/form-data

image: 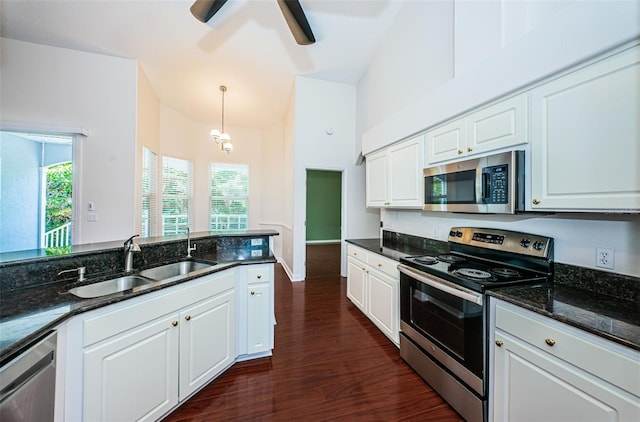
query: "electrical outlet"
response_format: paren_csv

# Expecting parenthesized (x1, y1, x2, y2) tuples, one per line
(596, 247, 614, 269)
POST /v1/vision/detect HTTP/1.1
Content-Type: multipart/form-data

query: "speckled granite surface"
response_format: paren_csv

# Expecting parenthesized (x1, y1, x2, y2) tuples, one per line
(489, 282, 639, 351)
(347, 231, 640, 351)
(346, 230, 450, 261)
(0, 231, 277, 364)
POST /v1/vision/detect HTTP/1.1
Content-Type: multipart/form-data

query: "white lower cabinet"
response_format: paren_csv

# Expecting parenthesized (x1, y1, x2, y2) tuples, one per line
(77, 269, 237, 421)
(235, 264, 275, 358)
(83, 314, 179, 422)
(490, 299, 640, 422)
(178, 290, 235, 400)
(346, 256, 367, 312)
(346, 244, 399, 345)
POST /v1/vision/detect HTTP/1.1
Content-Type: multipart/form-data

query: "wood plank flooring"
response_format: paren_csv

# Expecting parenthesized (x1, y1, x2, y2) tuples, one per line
(305, 243, 341, 279)
(163, 264, 463, 421)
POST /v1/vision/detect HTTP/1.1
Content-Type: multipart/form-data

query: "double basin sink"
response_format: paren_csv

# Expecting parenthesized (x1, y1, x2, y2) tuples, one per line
(68, 260, 216, 299)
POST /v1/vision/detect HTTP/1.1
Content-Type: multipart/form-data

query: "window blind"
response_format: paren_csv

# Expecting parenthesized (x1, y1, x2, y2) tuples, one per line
(141, 147, 158, 237)
(162, 156, 193, 235)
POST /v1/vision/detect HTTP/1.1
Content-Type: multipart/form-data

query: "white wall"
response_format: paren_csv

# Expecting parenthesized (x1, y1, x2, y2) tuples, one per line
(259, 121, 286, 261)
(1, 38, 138, 245)
(156, 104, 266, 234)
(356, 0, 454, 157)
(135, 64, 161, 235)
(281, 86, 296, 277)
(357, 1, 640, 278)
(360, 0, 640, 154)
(285, 76, 380, 281)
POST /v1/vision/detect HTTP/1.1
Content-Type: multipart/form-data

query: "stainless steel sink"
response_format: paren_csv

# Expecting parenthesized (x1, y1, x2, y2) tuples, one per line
(68, 275, 155, 298)
(138, 260, 215, 281)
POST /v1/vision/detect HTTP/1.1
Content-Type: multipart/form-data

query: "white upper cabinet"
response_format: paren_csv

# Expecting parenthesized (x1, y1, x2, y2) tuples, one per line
(366, 135, 424, 208)
(426, 94, 528, 164)
(529, 44, 640, 212)
(365, 149, 388, 208)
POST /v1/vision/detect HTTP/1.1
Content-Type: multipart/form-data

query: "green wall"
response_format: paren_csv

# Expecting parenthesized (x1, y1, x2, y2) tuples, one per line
(306, 170, 341, 241)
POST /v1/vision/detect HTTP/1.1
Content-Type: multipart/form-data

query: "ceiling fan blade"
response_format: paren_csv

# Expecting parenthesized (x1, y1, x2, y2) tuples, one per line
(190, 0, 228, 23)
(277, 0, 316, 45)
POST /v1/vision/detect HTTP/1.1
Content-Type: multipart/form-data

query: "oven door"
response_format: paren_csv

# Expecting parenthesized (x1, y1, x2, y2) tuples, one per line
(398, 264, 485, 395)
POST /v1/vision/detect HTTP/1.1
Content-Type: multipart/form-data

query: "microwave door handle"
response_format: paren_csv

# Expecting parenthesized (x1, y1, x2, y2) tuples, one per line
(481, 170, 490, 202)
(398, 264, 483, 305)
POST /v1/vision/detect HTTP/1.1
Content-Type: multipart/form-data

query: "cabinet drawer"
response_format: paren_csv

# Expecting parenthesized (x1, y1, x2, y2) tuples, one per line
(247, 266, 271, 284)
(83, 270, 235, 347)
(495, 302, 640, 395)
(368, 253, 399, 279)
(347, 245, 369, 263)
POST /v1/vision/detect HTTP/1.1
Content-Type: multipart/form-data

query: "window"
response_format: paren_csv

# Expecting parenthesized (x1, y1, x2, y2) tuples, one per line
(141, 147, 158, 237)
(210, 163, 249, 231)
(162, 156, 193, 235)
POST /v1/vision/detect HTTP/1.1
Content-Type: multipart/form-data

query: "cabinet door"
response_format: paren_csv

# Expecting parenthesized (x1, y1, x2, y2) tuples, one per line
(467, 93, 527, 155)
(179, 290, 235, 400)
(367, 269, 399, 345)
(365, 149, 389, 207)
(493, 330, 640, 421)
(530, 45, 640, 211)
(388, 136, 424, 208)
(247, 284, 271, 355)
(84, 314, 179, 422)
(346, 257, 367, 313)
(426, 119, 466, 164)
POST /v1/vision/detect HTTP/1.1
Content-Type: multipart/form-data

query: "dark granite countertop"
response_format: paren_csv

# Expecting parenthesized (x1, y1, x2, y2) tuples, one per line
(0, 229, 279, 264)
(346, 238, 447, 261)
(0, 249, 276, 364)
(489, 283, 640, 351)
(348, 235, 639, 352)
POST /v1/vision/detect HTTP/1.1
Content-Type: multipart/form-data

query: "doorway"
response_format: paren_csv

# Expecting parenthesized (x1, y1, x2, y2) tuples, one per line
(0, 131, 74, 253)
(305, 169, 342, 279)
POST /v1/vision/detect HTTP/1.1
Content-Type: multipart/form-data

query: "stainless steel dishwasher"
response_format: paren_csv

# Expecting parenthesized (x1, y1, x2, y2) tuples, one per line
(0, 332, 57, 422)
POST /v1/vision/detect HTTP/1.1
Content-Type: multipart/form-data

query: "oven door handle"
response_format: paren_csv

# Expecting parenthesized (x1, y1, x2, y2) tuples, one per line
(398, 264, 483, 306)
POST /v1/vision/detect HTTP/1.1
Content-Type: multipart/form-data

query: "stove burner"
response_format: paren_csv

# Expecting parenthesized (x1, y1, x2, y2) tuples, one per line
(491, 267, 521, 278)
(454, 268, 493, 279)
(414, 256, 438, 265)
(437, 254, 466, 264)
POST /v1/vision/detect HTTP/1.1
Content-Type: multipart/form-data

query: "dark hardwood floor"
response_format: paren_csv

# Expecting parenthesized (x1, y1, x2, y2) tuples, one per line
(305, 243, 341, 279)
(164, 264, 463, 421)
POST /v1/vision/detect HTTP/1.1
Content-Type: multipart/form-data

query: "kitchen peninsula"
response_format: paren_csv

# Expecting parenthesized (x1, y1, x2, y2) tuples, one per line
(1, 230, 278, 421)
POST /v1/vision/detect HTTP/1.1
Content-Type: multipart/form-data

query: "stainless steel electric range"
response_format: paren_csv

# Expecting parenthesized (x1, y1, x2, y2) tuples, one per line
(398, 227, 554, 422)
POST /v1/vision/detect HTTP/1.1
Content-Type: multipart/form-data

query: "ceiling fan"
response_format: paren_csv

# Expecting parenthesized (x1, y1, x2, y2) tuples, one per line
(190, 0, 316, 45)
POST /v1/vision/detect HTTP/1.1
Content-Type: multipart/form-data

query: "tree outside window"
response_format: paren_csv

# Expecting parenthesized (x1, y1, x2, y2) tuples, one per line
(210, 163, 249, 231)
(162, 157, 193, 235)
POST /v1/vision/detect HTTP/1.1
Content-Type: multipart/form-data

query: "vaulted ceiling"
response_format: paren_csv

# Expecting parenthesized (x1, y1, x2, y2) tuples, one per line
(1, 0, 403, 130)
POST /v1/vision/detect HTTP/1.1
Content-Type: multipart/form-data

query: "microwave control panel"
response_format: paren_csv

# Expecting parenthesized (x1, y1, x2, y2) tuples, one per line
(484, 164, 508, 204)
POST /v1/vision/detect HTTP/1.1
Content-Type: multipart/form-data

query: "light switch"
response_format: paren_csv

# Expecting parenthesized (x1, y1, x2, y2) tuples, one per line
(87, 212, 98, 222)
(88, 202, 95, 211)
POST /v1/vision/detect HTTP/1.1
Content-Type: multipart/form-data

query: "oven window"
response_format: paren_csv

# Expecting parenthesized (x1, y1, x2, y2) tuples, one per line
(425, 170, 476, 204)
(407, 279, 483, 378)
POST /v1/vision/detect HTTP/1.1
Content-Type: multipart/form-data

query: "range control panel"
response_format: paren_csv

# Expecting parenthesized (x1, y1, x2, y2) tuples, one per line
(449, 227, 553, 259)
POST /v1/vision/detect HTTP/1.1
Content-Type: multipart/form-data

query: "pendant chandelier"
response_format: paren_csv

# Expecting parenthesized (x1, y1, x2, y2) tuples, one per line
(210, 85, 233, 153)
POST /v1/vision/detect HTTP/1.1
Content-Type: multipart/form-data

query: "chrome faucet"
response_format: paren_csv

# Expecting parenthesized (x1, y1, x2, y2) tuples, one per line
(186, 227, 196, 258)
(58, 266, 86, 281)
(124, 234, 141, 273)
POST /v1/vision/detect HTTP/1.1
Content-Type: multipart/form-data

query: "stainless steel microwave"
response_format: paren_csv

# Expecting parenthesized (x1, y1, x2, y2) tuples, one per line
(423, 150, 524, 214)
